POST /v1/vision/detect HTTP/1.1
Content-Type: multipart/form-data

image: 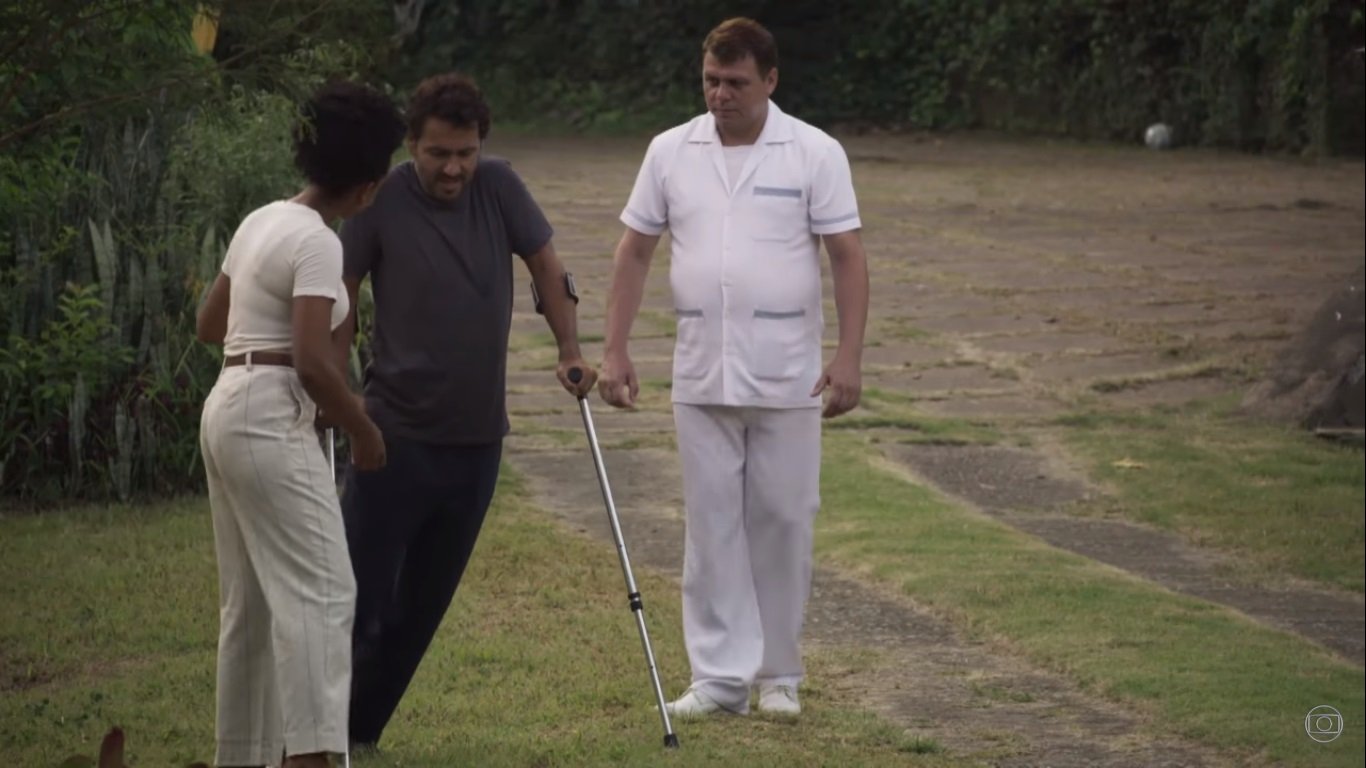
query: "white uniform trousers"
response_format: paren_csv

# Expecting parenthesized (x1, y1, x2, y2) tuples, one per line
(200, 364, 355, 765)
(673, 403, 821, 711)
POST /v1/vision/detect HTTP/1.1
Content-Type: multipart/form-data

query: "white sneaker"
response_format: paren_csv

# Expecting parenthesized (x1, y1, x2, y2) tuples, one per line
(665, 686, 742, 718)
(756, 683, 801, 715)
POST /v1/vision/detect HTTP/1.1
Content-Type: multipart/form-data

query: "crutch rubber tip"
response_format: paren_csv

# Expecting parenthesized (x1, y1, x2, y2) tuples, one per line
(664, 733, 680, 749)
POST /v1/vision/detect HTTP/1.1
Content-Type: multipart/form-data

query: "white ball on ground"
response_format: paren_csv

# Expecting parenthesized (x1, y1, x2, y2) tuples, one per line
(1144, 123, 1172, 150)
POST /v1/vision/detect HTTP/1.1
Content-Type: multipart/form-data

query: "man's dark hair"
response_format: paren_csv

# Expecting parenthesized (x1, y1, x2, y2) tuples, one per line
(702, 17, 778, 76)
(293, 81, 404, 195)
(406, 73, 491, 141)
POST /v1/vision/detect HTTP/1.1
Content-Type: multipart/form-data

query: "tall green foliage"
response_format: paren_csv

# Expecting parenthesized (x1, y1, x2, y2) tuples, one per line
(0, 284, 132, 495)
(399, 0, 1363, 154)
(1, 0, 394, 504)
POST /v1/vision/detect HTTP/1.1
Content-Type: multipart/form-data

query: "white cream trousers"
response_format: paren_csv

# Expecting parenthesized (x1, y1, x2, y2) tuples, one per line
(200, 364, 353, 764)
(673, 403, 821, 712)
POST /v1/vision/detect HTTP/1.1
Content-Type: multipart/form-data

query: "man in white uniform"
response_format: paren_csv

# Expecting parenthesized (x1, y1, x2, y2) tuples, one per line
(598, 16, 869, 717)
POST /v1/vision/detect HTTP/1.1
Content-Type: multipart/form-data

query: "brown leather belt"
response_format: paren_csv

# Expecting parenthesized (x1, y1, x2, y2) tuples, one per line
(223, 351, 293, 368)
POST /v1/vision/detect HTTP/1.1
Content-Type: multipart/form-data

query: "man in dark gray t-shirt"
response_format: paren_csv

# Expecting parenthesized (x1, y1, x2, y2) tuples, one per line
(344, 153, 544, 444)
(336, 73, 597, 751)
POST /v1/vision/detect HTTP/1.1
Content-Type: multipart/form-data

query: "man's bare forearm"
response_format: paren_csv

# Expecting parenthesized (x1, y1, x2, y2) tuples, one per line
(826, 232, 869, 362)
(604, 230, 658, 356)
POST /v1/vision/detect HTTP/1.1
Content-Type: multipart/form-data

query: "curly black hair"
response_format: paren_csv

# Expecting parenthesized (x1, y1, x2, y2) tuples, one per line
(293, 81, 405, 195)
(406, 73, 491, 141)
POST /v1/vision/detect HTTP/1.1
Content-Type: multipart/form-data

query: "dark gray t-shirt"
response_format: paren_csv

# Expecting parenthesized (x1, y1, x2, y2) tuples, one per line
(341, 158, 552, 445)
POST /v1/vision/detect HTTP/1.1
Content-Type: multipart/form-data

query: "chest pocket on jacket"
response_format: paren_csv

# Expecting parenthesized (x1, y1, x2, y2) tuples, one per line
(748, 185, 807, 243)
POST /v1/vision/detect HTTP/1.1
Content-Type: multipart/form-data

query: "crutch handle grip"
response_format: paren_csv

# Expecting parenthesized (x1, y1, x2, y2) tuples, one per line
(568, 367, 590, 401)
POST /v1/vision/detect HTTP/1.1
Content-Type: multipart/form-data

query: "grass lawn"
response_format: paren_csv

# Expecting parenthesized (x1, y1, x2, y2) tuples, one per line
(0, 470, 959, 768)
(816, 423, 1364, 768)
(1058, 399, 1365, 593)
(2, 398, 1361, 767)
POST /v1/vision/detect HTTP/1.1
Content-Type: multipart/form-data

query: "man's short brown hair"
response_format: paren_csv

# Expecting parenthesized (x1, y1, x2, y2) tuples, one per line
(406, 73, 491, 140)
(702, 17, 778, 76)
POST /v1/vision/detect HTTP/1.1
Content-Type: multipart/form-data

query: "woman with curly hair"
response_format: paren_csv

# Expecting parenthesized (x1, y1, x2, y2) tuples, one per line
(195, 81, 403, 768)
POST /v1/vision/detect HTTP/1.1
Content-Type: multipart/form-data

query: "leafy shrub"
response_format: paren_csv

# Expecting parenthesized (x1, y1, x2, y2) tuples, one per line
(0, 284, 132, 500)
(1, 2, 391, 504)
(399, 0, 1363, 154)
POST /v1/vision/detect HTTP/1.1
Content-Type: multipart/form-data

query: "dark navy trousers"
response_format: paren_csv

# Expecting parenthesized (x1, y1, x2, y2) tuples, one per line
(341, 434, 503, 745)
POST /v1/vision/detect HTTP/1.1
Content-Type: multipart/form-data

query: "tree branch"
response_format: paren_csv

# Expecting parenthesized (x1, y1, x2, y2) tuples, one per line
(0, 0, 339, 150)
(0, 1, 189, 123)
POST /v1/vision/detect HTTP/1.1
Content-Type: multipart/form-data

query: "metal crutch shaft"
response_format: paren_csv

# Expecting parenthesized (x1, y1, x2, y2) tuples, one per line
(568, 368, 679, 749)
(326, 427, 336, 480)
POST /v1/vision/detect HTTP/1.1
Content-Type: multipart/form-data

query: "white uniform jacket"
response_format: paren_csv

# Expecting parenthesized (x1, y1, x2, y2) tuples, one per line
(621, 101, 862, 408)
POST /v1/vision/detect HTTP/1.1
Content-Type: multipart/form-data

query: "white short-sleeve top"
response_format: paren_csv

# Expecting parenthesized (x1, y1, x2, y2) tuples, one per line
(620, 101, 861, 408)
(220, 201, 349, 357)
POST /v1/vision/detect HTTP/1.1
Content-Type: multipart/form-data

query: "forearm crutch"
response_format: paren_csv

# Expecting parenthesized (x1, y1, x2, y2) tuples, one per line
(567, 368, 679, 749)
